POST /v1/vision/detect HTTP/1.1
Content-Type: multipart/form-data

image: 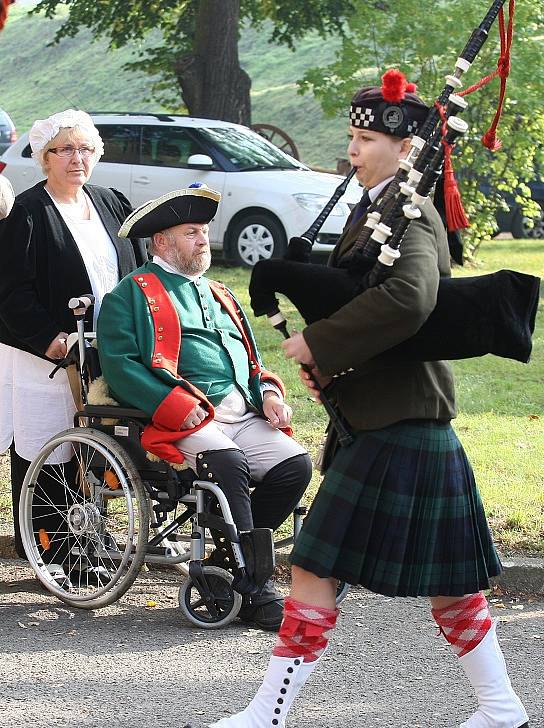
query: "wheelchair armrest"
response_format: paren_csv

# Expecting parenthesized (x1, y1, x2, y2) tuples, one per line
(81, 404, 150, 420)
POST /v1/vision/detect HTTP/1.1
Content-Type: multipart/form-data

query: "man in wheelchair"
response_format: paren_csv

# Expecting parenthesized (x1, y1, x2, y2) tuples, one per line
(97, 184, 312, 632)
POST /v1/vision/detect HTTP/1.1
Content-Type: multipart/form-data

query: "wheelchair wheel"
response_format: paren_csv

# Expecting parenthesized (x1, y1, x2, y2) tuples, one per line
(178, 565, 242, 629)
(19, 428, 150, 609)
(336, 581, 350, 605)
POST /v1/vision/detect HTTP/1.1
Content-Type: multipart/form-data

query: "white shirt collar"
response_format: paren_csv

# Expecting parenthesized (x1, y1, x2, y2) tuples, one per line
(152, 255, 202, 282)
(367, 176, 395, 204)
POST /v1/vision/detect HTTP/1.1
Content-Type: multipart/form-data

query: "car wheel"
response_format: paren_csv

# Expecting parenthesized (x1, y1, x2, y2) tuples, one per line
(511, 203, 544, 239)
(229, 213, 287, 267)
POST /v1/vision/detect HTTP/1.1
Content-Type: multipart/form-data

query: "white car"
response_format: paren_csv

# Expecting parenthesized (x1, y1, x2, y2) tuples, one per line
(0, 113, 360, 266)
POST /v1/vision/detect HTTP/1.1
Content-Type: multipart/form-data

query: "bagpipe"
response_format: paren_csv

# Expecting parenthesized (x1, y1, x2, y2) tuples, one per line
(248, 0, 540, 447)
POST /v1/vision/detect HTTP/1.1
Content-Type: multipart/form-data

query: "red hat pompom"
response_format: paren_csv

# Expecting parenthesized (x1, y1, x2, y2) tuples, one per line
(381, 69, 407, 103)
(406, 82, 417, 93)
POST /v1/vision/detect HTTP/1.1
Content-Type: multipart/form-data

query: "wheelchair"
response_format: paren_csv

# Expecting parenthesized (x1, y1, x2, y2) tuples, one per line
(18, 295, 349, 628)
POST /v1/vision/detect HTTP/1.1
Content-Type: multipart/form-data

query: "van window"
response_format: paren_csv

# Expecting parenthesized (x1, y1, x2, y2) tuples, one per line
(96, 125, 139, 164)
(140, 126, 213, 168)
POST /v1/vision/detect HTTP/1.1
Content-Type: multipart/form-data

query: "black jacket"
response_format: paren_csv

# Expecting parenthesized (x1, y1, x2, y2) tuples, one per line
(0, 181, 147, 359)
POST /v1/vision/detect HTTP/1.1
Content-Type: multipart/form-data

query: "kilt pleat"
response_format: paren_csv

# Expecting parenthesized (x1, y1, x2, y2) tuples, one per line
(290, 421, 502, 597)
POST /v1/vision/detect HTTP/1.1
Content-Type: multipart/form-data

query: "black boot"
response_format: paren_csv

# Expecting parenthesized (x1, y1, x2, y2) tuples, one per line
(251, 453, 312, 530)
(237, 579, 284, 632)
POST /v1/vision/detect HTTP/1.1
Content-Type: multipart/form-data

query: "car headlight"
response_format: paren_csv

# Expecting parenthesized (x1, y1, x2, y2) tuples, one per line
(292, 193, 350, 217)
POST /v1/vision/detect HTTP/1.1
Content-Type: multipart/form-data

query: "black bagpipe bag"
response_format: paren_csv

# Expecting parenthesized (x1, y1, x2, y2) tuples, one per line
(249, 259, 541, 363)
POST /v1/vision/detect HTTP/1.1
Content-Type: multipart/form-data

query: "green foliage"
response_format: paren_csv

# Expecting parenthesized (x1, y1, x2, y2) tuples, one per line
(298, 0, 544, 258)
(31, 0, 354, 112)
(0, 6, 347, 168)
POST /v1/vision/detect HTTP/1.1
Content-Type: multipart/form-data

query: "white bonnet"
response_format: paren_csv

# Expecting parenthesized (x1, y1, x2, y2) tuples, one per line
(29, 109, 104, 167)
(0, 175, 15, 220)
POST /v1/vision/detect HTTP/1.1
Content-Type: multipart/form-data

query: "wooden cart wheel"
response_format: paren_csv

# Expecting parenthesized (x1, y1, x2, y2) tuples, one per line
(251, 123, 300, 160)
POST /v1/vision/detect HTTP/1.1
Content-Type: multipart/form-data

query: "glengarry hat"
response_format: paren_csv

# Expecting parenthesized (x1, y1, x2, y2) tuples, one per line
(350, 69, 429, 138)
(118, 184, 221, 238)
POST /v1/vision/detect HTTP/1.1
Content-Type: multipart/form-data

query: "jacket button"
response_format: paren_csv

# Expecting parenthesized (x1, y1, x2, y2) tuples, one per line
(137, 277, 144, 282)
(158, 335, 163, 341)
(149, 298, 155, 304)
(158, 326, 164, 332)
(141, 282, 148, 287)
(153, 306, 160, 312)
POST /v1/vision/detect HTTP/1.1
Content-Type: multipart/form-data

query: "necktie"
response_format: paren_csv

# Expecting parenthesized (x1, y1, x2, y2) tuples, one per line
(350, 189, 371, 225)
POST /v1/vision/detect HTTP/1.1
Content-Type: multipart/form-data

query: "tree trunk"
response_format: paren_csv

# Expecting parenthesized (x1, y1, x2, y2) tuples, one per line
(173, 0, 252, 125)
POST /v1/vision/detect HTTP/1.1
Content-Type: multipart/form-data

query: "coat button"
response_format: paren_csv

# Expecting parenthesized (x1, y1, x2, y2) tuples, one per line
(158, 326, 164, 332)
(153, 306, 159, 311)
(137, 277, 144, 282)
(149, 298, 155, 304)
(141, 282, 148, 287)
(158, 335, 163, 341)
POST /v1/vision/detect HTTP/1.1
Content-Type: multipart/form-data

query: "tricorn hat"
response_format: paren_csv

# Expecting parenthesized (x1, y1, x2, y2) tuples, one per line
(350, 69, 429, 138)
(118, 184, 221, 238)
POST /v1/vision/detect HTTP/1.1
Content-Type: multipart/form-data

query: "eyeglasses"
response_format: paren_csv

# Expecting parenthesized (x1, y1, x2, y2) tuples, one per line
(47, 146, 95, 159)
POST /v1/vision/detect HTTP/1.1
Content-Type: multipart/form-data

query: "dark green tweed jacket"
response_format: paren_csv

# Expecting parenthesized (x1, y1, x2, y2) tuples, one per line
(303, 199, 457, 431)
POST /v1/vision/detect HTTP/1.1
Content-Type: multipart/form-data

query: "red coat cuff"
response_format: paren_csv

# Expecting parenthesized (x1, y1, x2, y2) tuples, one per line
(153, 386, 208, 430)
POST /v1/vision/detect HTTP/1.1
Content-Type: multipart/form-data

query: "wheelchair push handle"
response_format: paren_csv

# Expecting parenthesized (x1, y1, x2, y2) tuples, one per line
(69, 294, 95, 317)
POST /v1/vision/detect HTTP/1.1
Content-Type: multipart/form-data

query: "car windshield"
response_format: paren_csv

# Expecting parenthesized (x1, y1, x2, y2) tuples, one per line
(196, 127, 302, 171)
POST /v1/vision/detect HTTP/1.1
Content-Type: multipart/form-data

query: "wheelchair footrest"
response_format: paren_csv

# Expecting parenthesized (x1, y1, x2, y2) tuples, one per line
(240, 528, 275, 589)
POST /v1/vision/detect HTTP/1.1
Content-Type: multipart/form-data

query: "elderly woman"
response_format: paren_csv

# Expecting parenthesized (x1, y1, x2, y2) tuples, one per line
(0, 109, 147, 567)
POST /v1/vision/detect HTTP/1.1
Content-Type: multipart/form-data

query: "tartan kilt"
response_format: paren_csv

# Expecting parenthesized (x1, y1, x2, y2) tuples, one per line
(290, 420, 502, 597)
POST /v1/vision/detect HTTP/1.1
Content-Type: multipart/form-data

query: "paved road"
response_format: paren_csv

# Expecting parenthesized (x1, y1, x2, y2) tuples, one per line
(1, 559, 543, 728)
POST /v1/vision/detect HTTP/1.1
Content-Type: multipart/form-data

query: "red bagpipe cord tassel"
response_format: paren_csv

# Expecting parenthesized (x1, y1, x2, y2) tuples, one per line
(436, 102, 470, 231)
(0, 0, 14, 30)
(460, 0, 515, 151)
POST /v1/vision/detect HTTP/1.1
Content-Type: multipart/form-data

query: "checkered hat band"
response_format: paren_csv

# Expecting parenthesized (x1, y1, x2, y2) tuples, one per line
(350, 105, 376, 128)
(432, 592, 492, 657)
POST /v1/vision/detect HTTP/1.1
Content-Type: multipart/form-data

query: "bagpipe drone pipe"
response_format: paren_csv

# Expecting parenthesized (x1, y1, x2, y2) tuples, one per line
(249, 0, 540, 370)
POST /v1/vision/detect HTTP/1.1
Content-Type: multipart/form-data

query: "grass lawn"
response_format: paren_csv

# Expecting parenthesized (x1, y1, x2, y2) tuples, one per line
(0, 238, 542, 555)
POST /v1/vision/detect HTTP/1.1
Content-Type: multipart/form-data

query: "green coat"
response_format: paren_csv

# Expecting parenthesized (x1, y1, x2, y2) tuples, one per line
(97, 262, 287, 464)
(303, 199, 456, 431)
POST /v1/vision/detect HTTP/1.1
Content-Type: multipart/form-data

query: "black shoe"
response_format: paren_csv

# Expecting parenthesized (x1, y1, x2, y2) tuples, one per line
(237, 580, 284, 632)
